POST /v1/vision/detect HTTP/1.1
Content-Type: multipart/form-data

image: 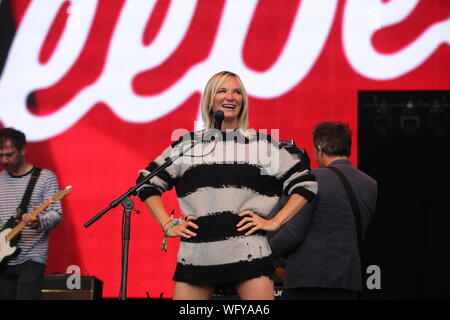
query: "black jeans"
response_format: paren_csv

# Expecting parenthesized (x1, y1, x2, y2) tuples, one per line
(281, 287, 360, 300)
(0, 261, 46, 300)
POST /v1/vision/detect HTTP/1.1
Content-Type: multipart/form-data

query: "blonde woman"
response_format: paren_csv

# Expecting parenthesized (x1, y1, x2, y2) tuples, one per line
(136, 71, 317, 299)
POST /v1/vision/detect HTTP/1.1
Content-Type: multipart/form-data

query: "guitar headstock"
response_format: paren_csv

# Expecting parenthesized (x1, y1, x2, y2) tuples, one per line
(49, 186, 72, 203)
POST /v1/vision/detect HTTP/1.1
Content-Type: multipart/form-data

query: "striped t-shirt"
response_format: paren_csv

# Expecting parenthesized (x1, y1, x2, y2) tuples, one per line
(136, 129, 317, 284)
(0, 168, 63, 266)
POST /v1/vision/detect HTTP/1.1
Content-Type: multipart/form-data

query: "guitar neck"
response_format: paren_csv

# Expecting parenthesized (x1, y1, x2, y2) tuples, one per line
(6, 200, 50, 242)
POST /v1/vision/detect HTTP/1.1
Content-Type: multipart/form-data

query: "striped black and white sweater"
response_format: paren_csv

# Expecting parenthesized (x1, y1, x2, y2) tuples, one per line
(0, 168, 63, 266)
(137, 129, 317, 284)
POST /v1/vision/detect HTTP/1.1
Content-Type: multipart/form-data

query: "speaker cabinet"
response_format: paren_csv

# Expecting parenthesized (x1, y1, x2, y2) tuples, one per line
(41, 275, 103, 300)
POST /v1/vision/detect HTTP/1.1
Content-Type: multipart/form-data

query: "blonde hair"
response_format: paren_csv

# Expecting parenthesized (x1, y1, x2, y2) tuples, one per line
(201, 71, 249, 131)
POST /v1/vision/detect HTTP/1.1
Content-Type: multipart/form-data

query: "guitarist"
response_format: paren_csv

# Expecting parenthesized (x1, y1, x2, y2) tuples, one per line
(0, 128, 63, 300)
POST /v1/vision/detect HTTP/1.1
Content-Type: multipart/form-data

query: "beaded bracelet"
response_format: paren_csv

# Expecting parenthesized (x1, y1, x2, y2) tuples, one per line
(162, 219, 174, 231)
(161, 217, 184, 252)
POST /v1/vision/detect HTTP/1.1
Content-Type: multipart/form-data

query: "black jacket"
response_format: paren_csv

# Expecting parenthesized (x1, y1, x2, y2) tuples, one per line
(270, 159, 377, 292)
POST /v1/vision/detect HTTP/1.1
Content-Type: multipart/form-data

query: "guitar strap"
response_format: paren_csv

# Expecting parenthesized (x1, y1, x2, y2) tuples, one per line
(327, 166, 365, 299)
(327, 166, 362, 255)
(16, 167, 42, 220)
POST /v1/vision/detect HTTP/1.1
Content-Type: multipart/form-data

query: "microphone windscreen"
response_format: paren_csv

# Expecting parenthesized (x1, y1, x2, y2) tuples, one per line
(214, 110, 224, 120)
(213, 110, 224, 129)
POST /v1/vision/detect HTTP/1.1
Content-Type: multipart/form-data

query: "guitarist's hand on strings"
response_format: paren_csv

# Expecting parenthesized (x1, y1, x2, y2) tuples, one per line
(22, 213, 39, 229)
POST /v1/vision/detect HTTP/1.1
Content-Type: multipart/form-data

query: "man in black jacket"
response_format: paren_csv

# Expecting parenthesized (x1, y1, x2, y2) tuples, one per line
(270, 122, 377, 300)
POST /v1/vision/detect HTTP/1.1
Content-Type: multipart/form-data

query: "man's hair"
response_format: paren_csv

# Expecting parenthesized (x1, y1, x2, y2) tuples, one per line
(313, 122, 352, 157)
(0, 127, 27, 150)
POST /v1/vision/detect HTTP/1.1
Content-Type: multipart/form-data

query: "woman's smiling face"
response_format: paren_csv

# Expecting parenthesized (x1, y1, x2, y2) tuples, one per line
(211, 77, 243, 129)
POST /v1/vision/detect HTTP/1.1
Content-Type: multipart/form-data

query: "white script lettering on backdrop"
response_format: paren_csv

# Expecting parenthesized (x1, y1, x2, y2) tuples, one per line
(0, 0, 449, 141)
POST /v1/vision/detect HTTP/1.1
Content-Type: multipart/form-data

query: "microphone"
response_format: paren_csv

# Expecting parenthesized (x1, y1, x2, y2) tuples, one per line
(203, 110, 224, 142)
(213, 110, 224, 130)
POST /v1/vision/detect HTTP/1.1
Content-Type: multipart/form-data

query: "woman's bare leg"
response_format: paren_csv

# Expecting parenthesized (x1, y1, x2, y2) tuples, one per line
(235, 276, 274, 300)
(173, 281, 215, 300)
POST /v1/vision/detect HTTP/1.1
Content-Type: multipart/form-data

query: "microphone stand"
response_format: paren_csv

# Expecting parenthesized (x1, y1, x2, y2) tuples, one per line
(83, 134, 212, 300)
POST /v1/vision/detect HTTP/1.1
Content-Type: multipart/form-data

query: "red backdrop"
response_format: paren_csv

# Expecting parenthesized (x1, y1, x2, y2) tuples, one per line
(0, 0, 449, 298)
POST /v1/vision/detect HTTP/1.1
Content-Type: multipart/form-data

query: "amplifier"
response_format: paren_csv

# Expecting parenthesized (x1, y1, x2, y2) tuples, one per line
(41, 275, 103, 300)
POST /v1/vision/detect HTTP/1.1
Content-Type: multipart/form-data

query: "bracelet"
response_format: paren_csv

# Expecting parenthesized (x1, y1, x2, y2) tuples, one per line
(161, 217, 184, 252)
(162, 219, 174, 231)
(163, 209, 175, 231)
(164, 221, 179, 235)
